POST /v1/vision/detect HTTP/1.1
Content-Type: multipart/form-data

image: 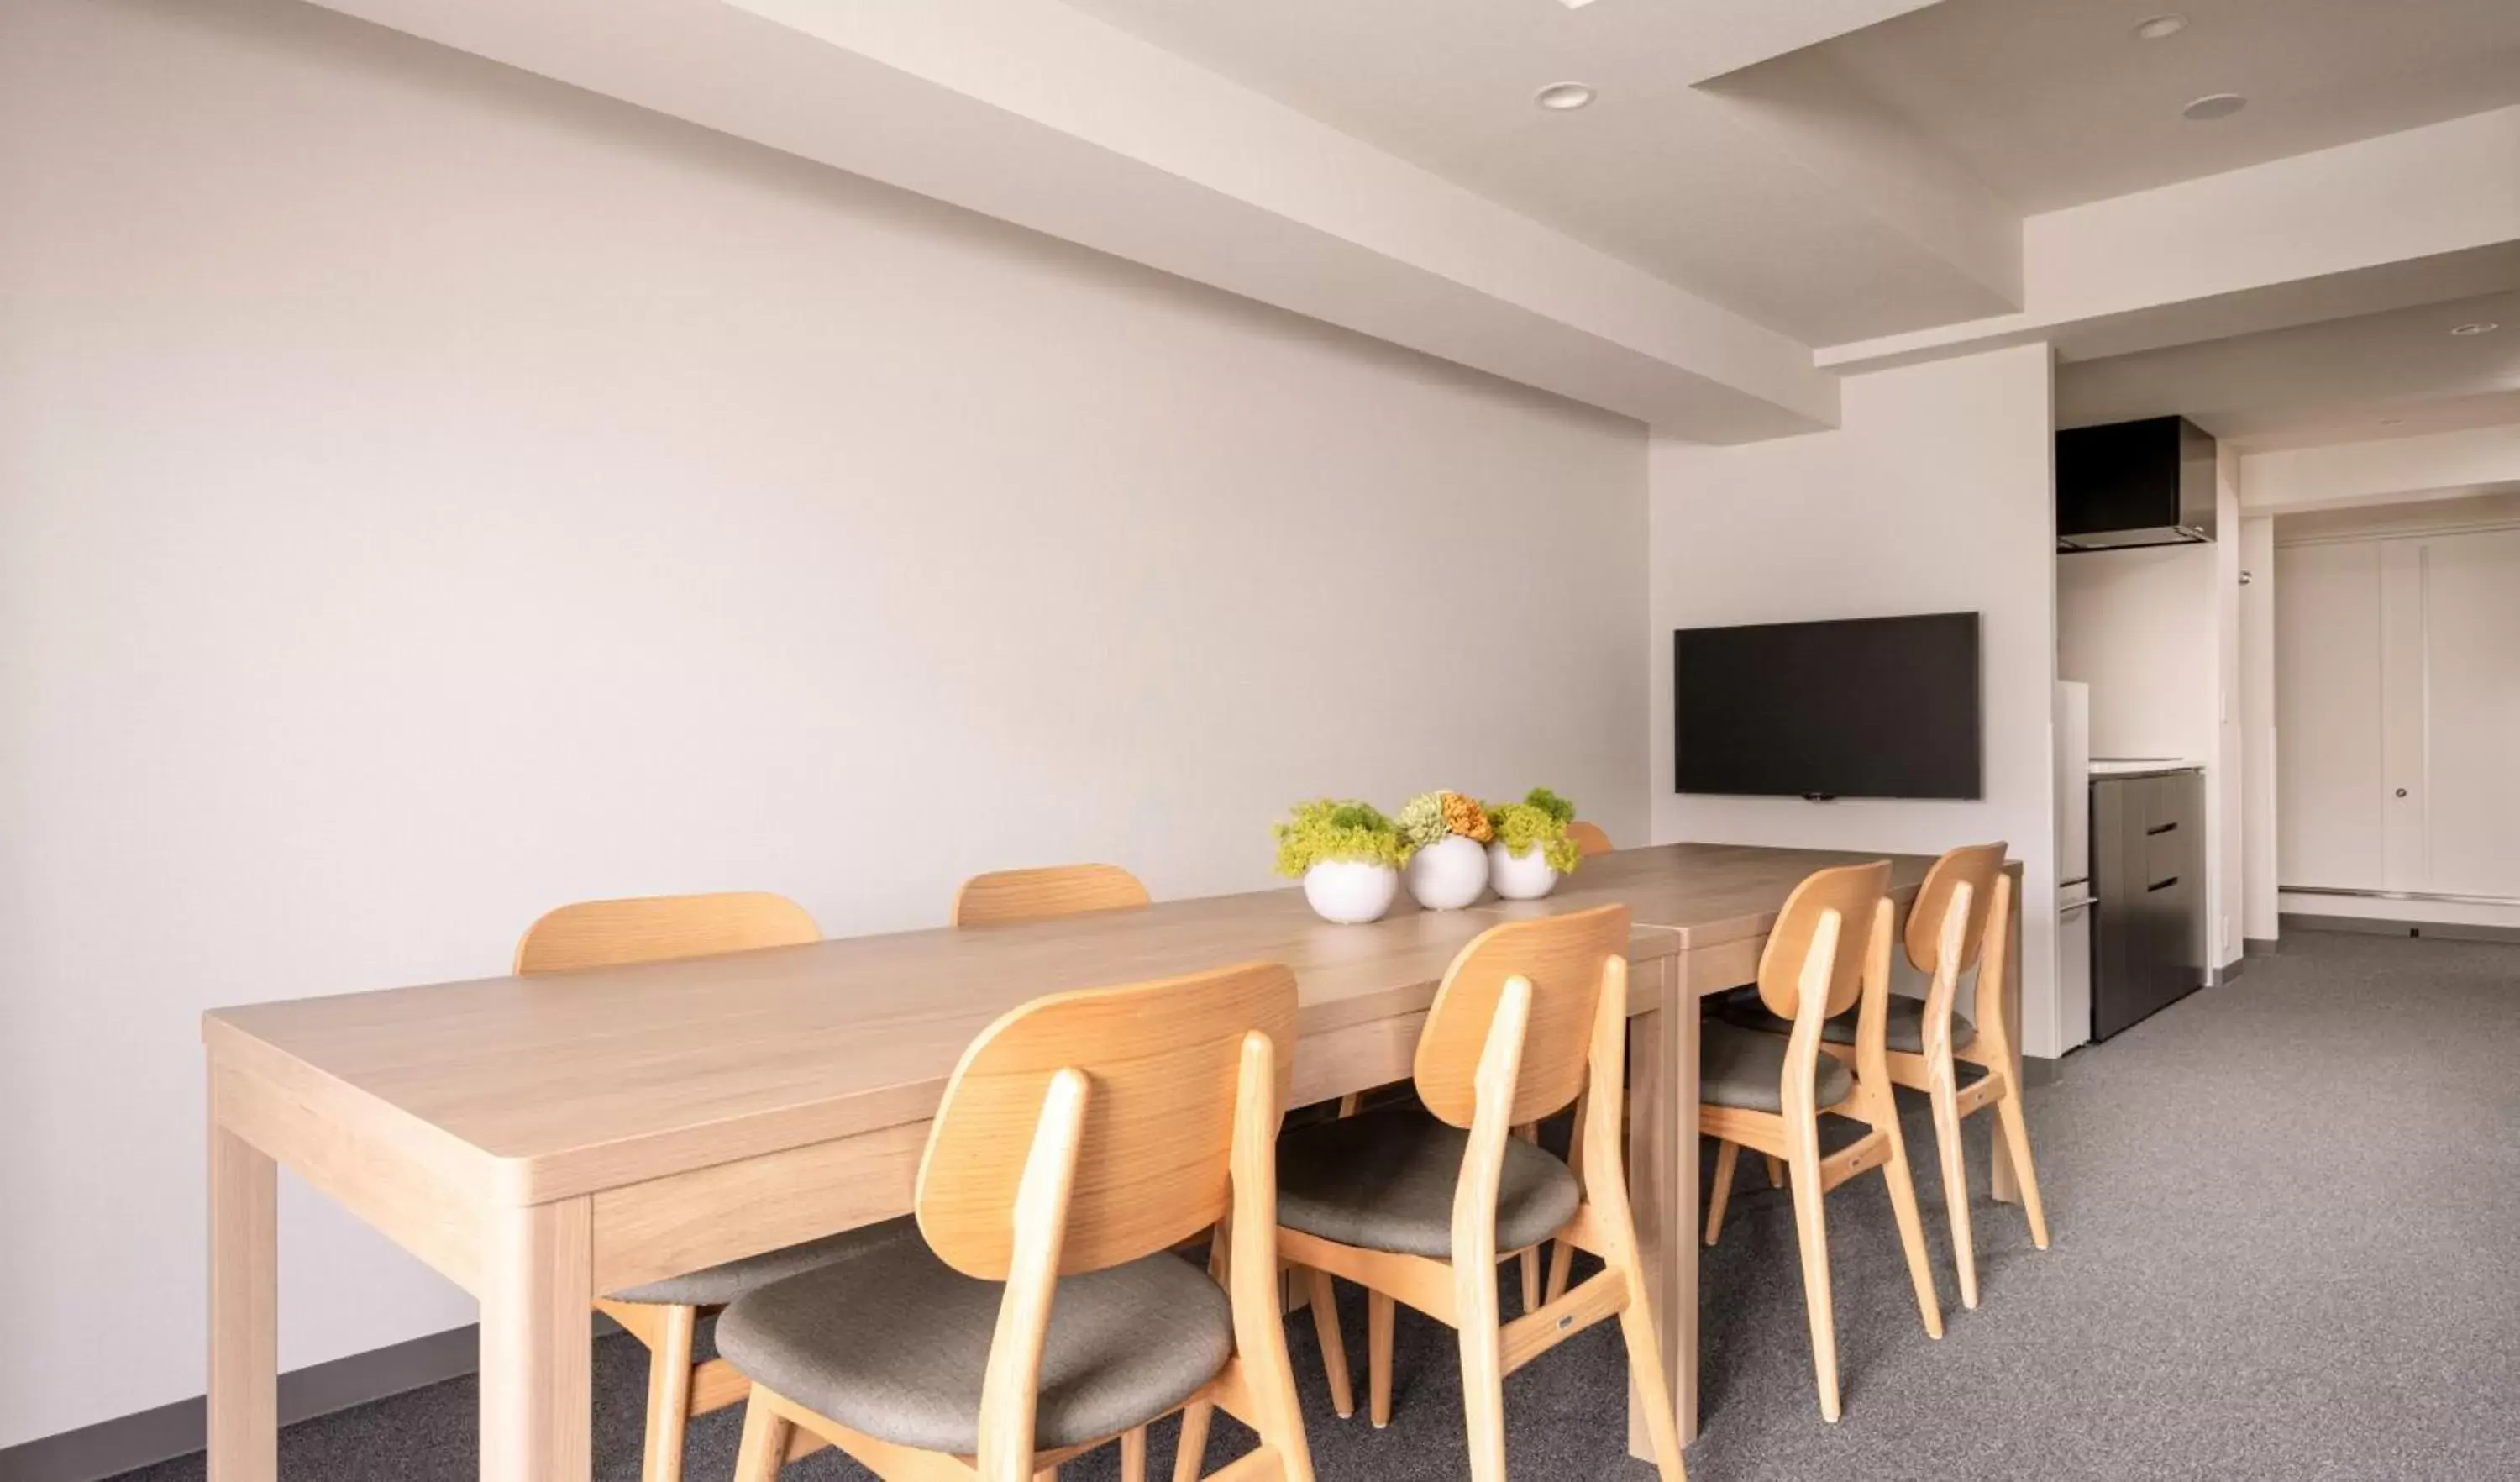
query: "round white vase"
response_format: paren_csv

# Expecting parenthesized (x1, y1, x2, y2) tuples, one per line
(1487, 841, 1561, 901)
(1303, 859, 1400, 924)
(1404, 834, 1490, 910)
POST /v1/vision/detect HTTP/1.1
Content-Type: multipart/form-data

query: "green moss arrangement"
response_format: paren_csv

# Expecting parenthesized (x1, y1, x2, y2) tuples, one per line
(1523, 786, 1577, 826)
(1484, 789, 1583, 874)
(1273, 798, 1410, 877)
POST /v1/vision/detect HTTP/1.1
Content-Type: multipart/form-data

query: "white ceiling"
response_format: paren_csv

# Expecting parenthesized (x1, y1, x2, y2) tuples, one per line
(1058, 0, 2520, 346)
(307, 0, 2520, 445)
(1814, 0, 2520, 213)
(1053, 0, 2019, 345)
(2058, 290, 2520, 448)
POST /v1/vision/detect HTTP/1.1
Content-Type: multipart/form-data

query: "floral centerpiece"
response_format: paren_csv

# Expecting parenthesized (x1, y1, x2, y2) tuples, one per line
(1274, 798, 1410, 923)
(1396, 789, 1494, 910)
(1483, 787, 1583, 900)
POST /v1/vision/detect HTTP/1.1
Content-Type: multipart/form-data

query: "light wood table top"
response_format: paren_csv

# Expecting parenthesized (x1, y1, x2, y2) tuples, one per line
(1481, 841, 1940, 946)
(203, 843, 1945, 1206)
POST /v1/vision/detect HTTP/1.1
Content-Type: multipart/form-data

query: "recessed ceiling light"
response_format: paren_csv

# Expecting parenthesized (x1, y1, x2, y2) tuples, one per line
(2131, 13, 2188, 39)
(1555, 0, 1600, 8)
(2449, 322, 2501, 336)
(1535, 81, 1597, 111)
(2181, 92, 2247, 121)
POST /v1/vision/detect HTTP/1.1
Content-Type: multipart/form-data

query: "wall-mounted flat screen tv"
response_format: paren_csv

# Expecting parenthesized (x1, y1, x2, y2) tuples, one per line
(1674, 612, 1982, 800)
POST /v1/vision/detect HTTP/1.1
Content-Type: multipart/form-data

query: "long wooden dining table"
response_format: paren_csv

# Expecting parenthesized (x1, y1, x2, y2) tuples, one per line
(202, 841, 2021, 1480)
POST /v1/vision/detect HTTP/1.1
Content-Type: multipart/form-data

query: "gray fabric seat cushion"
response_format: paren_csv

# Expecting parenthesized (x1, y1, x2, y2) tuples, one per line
(1700, 1021, 1857, 1113)
(604, 1215, 917, 1307)
(715, 1238, 1232, 1453)
(1714, 996, 1976, 1057)
(1274, 1106, 1581, 1260)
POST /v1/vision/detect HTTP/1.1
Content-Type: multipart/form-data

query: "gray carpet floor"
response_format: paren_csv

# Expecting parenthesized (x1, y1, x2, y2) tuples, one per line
(118, 929, 2520, 1481)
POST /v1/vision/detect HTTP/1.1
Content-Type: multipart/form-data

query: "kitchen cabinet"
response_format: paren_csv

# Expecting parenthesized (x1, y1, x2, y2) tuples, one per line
(2092, 767, 2206, 1040)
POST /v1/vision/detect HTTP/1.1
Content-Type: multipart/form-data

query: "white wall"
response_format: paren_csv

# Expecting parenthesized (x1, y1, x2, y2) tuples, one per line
(1649, 344, 2062, 1053)
(0, 0, 1653, 1446)
(2242, 423, 2520, 515)
(2053, 443, 2244, 972)
(2057, 547, 2216, 756)
(2239, 516, 2280, 943)
(2212, 448, 2245, 967)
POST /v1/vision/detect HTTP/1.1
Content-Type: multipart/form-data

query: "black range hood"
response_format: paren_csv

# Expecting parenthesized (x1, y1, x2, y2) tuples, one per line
(2055, 414, 2217, 552)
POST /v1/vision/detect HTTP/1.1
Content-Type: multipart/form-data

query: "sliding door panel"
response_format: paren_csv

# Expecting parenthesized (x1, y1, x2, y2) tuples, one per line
(2274, 541, 2385, 889)
(2419, 529, 2520, 897)
(2377, 544, 2430, 891)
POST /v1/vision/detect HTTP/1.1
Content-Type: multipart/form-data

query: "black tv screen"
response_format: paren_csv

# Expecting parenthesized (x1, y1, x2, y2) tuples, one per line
(1674, 612, 1982, 800)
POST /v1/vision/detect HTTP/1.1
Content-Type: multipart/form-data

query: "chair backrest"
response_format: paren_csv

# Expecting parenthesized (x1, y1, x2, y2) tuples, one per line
(951, 864, 1151, 928)
(1413, 905, 1631, 1129)
(1566, 820, 1614, 859)
(512, 891, 819, 975)
(916, 962, 1298, 1280)
(1903, 842, 2007, 975)
(1751, 861, 1890, 1021)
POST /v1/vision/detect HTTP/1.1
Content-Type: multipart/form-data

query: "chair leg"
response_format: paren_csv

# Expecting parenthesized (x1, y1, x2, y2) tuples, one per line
(1170, 1402, 1213, 1482)
(1544, 1237, 1576, 1304)
(1367, 1290, 1394, 1429)
(1877, 1125, 1947, 1342)
(1456, 1261, 1508, 1482)
(1928, 1079, 1978, 1311)
(1765, 1154, 1786, 1189)
(641, 1304, 700, 1482)
(1702, 1139, 1739, 1247)
(1304, 1267, 1354, 1418)
(1993, 1091, 2052, 1250)
(1121, 1427, 1148, 1482)
(731, 1397, 791, 1482)
(1783, 1148, 1841, 1423)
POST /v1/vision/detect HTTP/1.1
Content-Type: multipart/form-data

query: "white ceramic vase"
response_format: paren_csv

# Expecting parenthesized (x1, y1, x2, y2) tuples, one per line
(1488, 840, 1561, 901)
(1404, 834, 1490, 911)
(1303, 859, 1400, 924)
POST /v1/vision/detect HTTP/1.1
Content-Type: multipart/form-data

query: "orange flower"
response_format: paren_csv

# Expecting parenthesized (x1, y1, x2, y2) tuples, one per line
(1441, 791, 1494, 843)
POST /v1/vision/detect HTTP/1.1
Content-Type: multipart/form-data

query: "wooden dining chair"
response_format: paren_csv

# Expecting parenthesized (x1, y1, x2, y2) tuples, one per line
(952, 864, 1151, 928)
(1259, 906, 1687, 1482)
(516, 891, 907, 1482)
(1694, 861, 1943, 1423)
(1565, 820, 1614, 859)
(952, 861, 1155, 1475)
(713, 963, 1317, 1482)
(1715, 844, 2050, 1310)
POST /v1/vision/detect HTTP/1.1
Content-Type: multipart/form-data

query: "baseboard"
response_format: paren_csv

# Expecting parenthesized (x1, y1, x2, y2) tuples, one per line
(2209, 958, 2246, 987)
(0, 1323, 479, 1482)
(2019, 1054, 2062, 1089)
(2282, 912, 2520, 946)
(2244, 937, 2279, 957)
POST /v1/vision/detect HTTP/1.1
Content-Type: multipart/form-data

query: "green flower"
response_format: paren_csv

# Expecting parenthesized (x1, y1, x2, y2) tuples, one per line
(1484, 797, 1582, 874)
(1273, 798, 1410, 877)
(1523, 786, 1577, 825)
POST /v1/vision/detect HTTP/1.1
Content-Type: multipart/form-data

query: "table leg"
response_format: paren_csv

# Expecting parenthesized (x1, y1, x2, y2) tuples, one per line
(1626, 957, 1699, 1454)
(480, 1198, 594, 1482)
(208, 1109, 277, 1482)
(1991, 880, 2024, 1206)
